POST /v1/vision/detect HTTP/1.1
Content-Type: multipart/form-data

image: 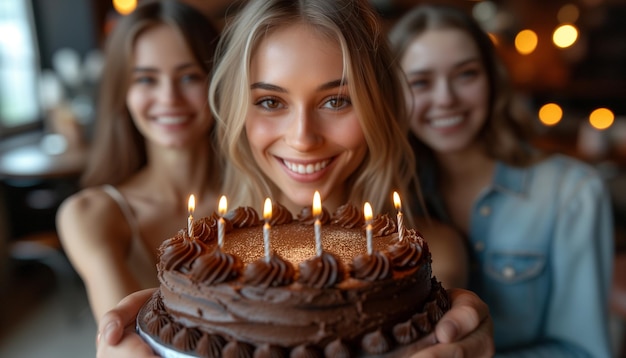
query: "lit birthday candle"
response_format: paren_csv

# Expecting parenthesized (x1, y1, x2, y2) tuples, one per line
(393, 191, 404, 242)
(218, 195, 227, 248)
(263, 197, 272, 262)
(364, 202, 373, 255)
(187, 194, 195, 239)
(313, 191, 322, 256)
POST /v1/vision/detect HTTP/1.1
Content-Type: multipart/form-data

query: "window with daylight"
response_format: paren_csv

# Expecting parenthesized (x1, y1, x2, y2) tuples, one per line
(0, 0, 41, 136)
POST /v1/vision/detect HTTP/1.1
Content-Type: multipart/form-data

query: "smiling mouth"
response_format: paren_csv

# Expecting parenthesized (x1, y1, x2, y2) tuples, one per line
(153, 116, 189, 125)
(429, 115, 463, 129)
(282, 158, 331, 174)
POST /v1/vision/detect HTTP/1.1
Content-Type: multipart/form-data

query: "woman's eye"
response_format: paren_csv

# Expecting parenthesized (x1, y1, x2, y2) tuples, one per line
(324, 96, 351, 110)
(180, 73, 204, 84)
(409, 79, 428, 90)
(256, 97, 283, 110)
(133, 76, 155, 85)
(458, 68, 479, 80)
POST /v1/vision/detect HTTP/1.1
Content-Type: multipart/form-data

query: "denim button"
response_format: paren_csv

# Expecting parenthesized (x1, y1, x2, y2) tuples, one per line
(474, 241, 485, 252)
(480, 205, 491, 216)
(502, 266, 515, 279)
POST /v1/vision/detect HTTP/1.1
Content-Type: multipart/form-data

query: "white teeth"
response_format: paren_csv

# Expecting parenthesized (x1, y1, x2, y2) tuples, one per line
(430, 116, 462, 128)
(283, 159, 329, 174)
(155, 116, 187, 124)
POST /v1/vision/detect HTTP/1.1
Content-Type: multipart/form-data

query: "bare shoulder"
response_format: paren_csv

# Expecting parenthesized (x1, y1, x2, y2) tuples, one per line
(57, 187, 130, 250)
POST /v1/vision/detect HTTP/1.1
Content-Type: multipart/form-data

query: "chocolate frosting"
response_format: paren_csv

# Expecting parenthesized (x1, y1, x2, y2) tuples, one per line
(290, 345, 321, 358)
(298, 251, 346, 288)
(195, 333, 225, 358)
(370, 214, 397, 236)
(331, 203, 364, 228)
(141, 203, 448, 357)
(297, 206, 331, 225)
(252, 344, 286, 358)
(392, 320, 419, 345)
(172, 326, 202, 352)
(192, 215, 218, 244)
(222, 341, 255, 358)
(159, 231, 208, 273)
(190, 248, 242, 285)
(351, 251, 392, 281)
(269, 202, 293, 225)
(361, 329, 390, 355)
(243, 254, 295, 287)
(323, 339, 352, 358)
(225, 207, 260, 228)
(411, 312, 432, 334)
(387, 239, 423, 270)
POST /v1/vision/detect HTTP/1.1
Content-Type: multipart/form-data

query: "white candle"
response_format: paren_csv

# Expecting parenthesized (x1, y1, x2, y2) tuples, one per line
(263, 197, 272, 262)
(364, 202, 373, 255)
(218, 195, 227, 248)
(187, 194, 195, 239)
(393, 191, 404, 242)
(313, 191, 322, 257)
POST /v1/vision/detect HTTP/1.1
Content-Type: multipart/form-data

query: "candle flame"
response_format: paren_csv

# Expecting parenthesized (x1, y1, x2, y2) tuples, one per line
(393, 191, 401, 210)
(263, 197, 272, 221)
(218, 195, 227, 216)
(188, 195, 195, 214)
(313, 191, 321, 217)
(364, 202, 373, 222)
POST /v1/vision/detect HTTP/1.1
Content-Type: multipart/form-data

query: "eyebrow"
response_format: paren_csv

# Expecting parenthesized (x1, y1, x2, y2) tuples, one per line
(407, 57, 480, 76)
(250, 78, 348, 92)
(132, 63, 198, 73)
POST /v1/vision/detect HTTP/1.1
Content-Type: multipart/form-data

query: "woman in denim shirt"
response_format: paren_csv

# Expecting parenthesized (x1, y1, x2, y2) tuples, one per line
(390, 4, 614, 357)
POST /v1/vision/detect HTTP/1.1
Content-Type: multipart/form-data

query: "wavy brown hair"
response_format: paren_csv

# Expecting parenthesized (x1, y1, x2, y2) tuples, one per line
(389, 4, 538, 168)
(81, 0, 220, 188)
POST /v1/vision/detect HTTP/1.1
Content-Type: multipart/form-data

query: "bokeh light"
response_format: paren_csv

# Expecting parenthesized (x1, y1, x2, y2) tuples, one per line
(515, 29, 538, 55)
(553, 24, 579, 48)
(557, 4, 580, 23)
(113, 0, 137, 15)
(538, 103, 563, 126)
(589, 108, 614, 130)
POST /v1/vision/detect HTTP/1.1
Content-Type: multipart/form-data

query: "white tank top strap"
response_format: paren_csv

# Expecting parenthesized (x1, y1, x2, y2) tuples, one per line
(101, 184, 159, 288)
(102, 184, 142, 242)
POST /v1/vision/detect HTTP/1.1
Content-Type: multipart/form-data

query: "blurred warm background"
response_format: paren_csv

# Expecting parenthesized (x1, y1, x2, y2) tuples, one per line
(0, 0, 624, 357)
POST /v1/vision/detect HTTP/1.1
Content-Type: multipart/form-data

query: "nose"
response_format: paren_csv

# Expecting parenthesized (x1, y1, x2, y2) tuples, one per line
(433, 78, 457, 107)
(284, 106, 322, 151)
(157, 79, 181, 104)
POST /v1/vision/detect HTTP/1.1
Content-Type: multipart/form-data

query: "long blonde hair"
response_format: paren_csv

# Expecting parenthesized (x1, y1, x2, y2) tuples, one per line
(210, 0, 418, 220)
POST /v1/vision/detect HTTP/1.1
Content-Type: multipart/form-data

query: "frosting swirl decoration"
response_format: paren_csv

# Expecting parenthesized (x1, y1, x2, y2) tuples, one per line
(243, 254, 295, 287)
(351, 251, 392, 281)
(290, 345, 321, 358)
(298, 252, 346, 288)
(297, 206, 330, 225)
(159, 231, 208, 273)
(192, 215, 217, 244)
(269, 202, 293, 225)
(253, 344, 286, 358)
(195, 334, 225, 358)
(370, 214, 397, 236)
(331, 203, 364, 228)
(172, 326, 202, 352)
(324, 340, 351, 358)
(190, 248, 242, 285)
(387, 239, 423, 269)
(392, 320, 419, 344)
(361, 329, 390, 355)
(222, 340, 254, 358)
(224, 207, 260, 228)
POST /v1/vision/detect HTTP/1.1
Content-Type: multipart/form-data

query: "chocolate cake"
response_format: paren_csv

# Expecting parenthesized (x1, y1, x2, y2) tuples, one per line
(137, 203, 450, 357)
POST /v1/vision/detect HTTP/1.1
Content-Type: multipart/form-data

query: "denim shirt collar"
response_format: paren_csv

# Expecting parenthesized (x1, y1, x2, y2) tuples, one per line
(491, 161, 530, 197)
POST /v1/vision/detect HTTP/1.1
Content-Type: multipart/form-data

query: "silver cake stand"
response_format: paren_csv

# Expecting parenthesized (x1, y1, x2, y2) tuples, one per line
(136, 301, 199, 358)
